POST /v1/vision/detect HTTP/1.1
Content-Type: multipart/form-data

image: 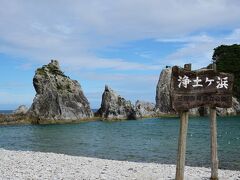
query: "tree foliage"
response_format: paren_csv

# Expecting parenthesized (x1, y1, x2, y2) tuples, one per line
(212, 44, 240, 100)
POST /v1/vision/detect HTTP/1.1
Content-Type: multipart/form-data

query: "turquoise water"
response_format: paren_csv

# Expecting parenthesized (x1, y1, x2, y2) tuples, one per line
(0, 117, 239, 170)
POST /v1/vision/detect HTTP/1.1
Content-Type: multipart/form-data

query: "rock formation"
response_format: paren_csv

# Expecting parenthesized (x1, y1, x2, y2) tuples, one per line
(28, 60, 93, 122)
(155, 67, 174, 113)
(96, 85, 136, 120)
(216, 97, 240, 116)
(13, 105, 28, 115)
(135, 100, 155, 118)
(0, 105, 31, 125)
(188, 108, 201, 116)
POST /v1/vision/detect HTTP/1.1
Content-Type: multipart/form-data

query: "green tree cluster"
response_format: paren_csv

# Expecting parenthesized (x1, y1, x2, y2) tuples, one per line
(212, 44, 240, 100)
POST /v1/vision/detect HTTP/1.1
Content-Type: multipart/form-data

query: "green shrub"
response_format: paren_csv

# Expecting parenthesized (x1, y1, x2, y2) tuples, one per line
(212, 44, 240, 100)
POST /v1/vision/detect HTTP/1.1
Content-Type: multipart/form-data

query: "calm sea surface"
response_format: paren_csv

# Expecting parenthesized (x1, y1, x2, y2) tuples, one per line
(0, 116, 239, 170)
(0, 110, 13, 114)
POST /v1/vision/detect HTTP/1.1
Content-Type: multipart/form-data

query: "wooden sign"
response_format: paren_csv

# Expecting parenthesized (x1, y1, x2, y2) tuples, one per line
(171, 66, 234, 111)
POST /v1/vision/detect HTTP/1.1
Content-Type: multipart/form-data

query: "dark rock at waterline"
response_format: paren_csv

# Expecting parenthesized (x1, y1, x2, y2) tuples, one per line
(96, 85, 136, 120)
(27, 60, 93, 122)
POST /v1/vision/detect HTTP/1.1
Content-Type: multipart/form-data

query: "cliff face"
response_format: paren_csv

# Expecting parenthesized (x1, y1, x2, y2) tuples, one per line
(28, 60, 93, 122)
(96, 86, 136, 120)
(155, 67, 174, 113)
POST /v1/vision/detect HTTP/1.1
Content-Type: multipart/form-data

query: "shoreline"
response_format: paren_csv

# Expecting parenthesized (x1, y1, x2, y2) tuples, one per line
(1, 110, 239, 126)
(1, 114, 239, 126)
(0, 113, 178, 126)
(0, 149, 239, 179)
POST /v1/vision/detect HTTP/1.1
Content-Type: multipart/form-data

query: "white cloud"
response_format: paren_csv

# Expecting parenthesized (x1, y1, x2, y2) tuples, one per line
(157, 29, 240, 70)
(62, 56, 162, 71)
(225, 28, 240, 41)
(157, 34, 214, 43)
(0, 0, 240, 71)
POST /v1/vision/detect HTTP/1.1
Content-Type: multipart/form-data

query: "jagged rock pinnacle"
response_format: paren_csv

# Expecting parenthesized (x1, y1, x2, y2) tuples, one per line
(28, 60, 93, 122)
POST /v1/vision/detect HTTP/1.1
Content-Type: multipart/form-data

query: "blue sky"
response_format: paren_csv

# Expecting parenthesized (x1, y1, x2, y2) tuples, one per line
(0, 0, 240, 109)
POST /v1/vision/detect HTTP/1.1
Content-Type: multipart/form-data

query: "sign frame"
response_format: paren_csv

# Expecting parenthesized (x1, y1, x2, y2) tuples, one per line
(171, 66, 234, 111)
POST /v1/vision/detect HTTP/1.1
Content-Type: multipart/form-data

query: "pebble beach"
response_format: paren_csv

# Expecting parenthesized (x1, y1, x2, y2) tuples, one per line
(0, 149, 239, 180)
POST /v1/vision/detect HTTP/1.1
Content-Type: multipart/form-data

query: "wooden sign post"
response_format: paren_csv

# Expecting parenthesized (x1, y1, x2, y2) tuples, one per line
(171, 64, 234, 180)
(175, 64, 191, 180)
(210, 106, 218, 179)
(210, 63, 218, 180)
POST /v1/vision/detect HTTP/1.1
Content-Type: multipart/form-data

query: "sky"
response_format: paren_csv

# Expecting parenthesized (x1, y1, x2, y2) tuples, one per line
(0, 0, 240, 110)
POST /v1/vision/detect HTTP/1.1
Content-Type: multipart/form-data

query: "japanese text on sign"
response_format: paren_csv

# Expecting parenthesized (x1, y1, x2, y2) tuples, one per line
(171, 66, 234, 111)
(178, 76, 228, 89)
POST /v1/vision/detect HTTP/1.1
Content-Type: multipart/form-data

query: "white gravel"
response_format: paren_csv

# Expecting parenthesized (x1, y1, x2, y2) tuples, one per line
(0, 149, 239, 180)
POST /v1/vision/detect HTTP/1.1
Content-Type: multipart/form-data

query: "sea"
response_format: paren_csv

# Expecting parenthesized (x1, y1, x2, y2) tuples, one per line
(0, 110, 13, 114)
(0, 115, 239, 170)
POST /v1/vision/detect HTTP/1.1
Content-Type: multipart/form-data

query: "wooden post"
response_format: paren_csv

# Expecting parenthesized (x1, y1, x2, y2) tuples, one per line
(210, 107, 218, 180)
(176, 111, 189, 180)
(210, 62, 218, 180)
(175, 64, 191, 180)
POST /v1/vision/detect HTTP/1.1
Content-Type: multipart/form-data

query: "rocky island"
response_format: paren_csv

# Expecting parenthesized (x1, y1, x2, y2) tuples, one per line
(96, 85, 137, 120)
(27, 60, 93, 123)
(96, 85, 157, 120)
(0, 60, 93, 125)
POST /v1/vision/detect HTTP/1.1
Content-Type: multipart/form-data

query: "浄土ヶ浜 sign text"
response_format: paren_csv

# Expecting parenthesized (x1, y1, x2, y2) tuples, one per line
(171, 66, 234, 111)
